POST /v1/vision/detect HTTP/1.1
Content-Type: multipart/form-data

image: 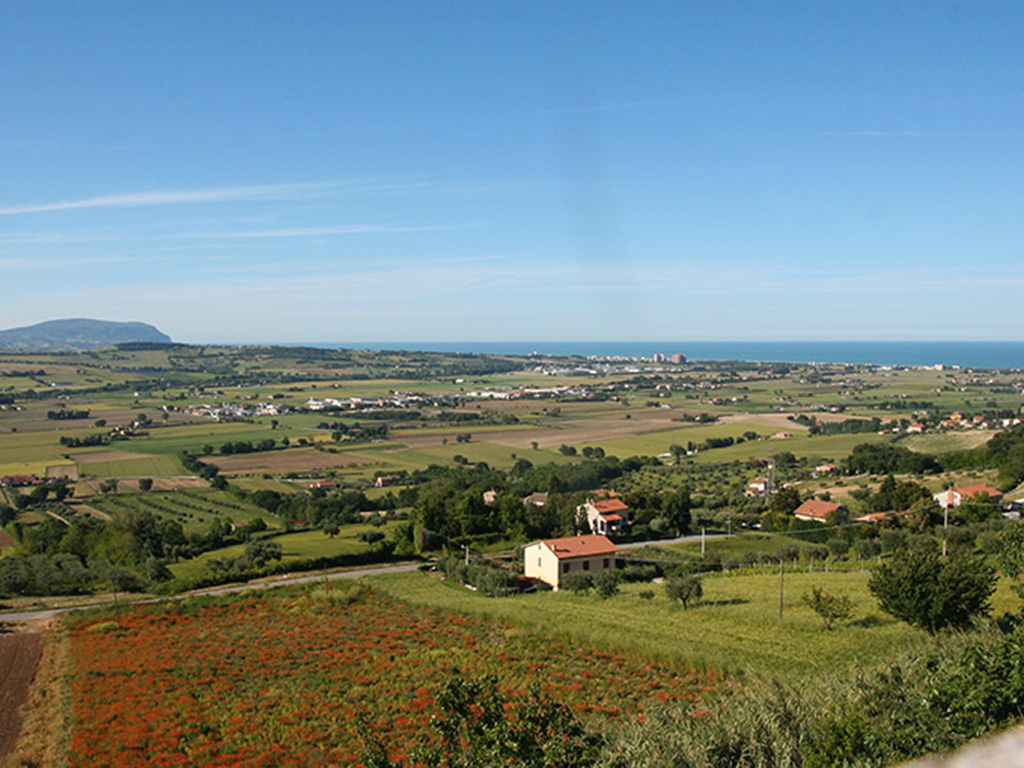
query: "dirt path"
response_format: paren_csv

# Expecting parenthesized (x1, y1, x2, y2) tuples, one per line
(0, 622, 45, 761)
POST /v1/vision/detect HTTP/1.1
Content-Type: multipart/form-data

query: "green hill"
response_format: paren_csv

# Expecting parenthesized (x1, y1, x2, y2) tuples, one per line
(0, 318, 172, 351)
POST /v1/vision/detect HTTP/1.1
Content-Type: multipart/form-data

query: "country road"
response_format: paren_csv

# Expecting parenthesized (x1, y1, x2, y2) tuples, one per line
(0, 561, 424, 624)
(0, 532, 730, 624)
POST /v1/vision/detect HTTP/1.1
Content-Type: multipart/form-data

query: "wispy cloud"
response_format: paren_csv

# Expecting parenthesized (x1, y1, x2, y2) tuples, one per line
(166, 223, 479, 240)
(0, 231, 126, 246)
(824, 130, 1024, 138)
(0, 180, 344, 216)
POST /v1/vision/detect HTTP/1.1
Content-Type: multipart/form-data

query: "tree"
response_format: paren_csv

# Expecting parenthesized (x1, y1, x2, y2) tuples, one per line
(138, 478, 153, 492)
(854, 538, 881, 562)
(997, 522, 1024, 600)
(868, 550, 996, 633)
(241, 540, 283, 569)
(771, 487, 802, 515)
(802, 586, 853, 630)
(826, 538, 850, 560)
(665, 574, 703, 608)
(357, 530, 386, 546)
(662, 484, 693, 534)
(321, 520, 340, 538)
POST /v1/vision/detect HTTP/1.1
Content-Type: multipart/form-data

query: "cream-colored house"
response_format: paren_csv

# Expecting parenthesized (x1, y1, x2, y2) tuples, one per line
(522, 534, 618, 590)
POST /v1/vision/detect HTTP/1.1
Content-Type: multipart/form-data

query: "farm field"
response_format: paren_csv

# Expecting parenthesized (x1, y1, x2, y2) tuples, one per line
(213, 447, 375, 475)
(372, 570, 943, 681)
(64, 586, 715, 766)
(902, 430, 998, 454)
(167, 523, 399, 579)
(90, 489, 277, 536)
(70, 450, 186, 479)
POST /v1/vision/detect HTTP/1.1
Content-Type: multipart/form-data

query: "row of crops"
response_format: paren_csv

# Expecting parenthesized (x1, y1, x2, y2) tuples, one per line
(90, 490, 276, 534)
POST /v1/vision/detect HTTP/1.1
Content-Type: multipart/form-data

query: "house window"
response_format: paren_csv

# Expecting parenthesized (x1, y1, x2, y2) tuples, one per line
(583, 560, 590, 571)
(563, 563, 570, 573)
(537, 557, 542, 567)
(602, 558, 609, 568)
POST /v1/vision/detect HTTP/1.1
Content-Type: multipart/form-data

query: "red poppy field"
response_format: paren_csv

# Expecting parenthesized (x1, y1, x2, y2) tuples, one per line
(67, 586, 716, 767)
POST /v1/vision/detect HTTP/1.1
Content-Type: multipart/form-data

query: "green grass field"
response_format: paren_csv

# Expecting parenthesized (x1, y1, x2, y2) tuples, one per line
(369, 569, 1022, 682)
(690, 431, 894, 465)
(74, 453, 186, 478)
(169, 522, 398, 579)
(124, 424, 294, 456)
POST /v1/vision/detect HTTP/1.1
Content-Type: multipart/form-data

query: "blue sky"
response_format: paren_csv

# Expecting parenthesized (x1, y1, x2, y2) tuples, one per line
(2, 1, 1023, 343)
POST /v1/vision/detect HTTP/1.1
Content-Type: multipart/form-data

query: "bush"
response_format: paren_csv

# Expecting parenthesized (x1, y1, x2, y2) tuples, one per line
(561, 572, 593, 594)
(619, 564, 659, 583)
(868, 550, 996, 633)
(802, 586, 853, 630)
(593, 571, 618, 599)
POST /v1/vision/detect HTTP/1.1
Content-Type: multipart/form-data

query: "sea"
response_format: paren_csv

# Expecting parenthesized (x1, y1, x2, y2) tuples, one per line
(290, 341, 1024, 370)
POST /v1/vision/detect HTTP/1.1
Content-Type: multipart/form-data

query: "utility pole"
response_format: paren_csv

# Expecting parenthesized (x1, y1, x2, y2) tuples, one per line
(942, 499, 949, 557)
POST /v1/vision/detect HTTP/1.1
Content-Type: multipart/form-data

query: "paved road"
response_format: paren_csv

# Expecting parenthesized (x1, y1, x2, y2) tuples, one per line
(617, 531, 728, 550)
(0, 561, 423, 624)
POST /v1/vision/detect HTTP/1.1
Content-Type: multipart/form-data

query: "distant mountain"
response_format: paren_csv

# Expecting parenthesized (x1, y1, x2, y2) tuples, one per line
(0, 318, 172, 351)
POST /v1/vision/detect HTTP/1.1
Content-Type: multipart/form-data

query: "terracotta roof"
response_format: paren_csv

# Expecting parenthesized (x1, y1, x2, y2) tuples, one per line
(955, 483, 1001, 498)
(600, 513, 623, 522)
(539, 535, 618, 560)
(594, 498, 629, 514)
(854, 512, 890, 523)
(793, 499, 841, 521)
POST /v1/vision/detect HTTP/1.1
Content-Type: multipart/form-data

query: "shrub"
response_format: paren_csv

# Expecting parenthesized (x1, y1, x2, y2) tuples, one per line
(562, 572, 593, 594)
(802, 586, 853, 630)
(868, 550, 996, 633)
(593, 571, 618, 599)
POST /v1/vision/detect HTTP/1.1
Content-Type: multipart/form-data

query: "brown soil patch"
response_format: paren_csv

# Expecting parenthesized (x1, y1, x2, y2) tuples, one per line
(72, 476, 210, 498)
(46, 464, 78, 480)
(0, 624, 45, 761)
(396, 414, 697, 450)
(718, 413, 813, 430)
(0, 528, 17, 548)
(216, 449, 374, 475)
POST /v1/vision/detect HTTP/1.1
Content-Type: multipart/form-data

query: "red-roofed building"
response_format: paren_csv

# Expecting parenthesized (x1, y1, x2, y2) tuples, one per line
(933, 484, 1002, 510)
(522, 534, 618, 590)
(793, 499, 848, 524)
(578, 496, 630, 535)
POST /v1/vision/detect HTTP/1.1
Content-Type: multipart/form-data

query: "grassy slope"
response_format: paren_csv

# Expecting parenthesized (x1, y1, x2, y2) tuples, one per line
(169, 523, 398, 579)
(370, 569, 1022, 683)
